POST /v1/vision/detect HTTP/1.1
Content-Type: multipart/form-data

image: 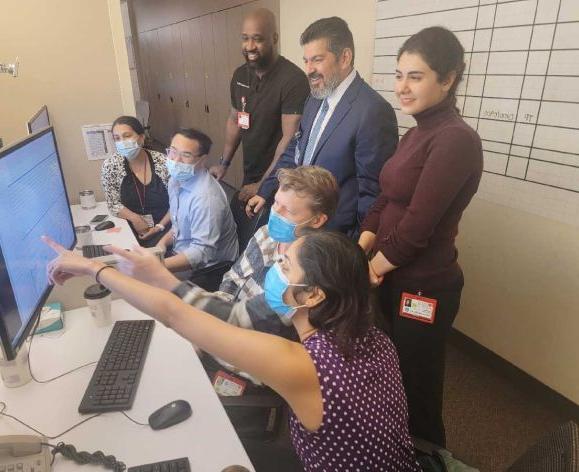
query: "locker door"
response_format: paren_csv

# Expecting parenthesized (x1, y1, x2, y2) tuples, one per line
(180, 18, 210, 134)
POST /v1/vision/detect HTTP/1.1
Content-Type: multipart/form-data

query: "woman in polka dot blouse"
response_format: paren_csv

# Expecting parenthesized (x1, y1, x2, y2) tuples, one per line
(45, 230, 420, 471)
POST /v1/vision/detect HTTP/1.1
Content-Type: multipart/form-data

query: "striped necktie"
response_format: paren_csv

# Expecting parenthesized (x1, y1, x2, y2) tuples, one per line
(303, 99, 329, 166)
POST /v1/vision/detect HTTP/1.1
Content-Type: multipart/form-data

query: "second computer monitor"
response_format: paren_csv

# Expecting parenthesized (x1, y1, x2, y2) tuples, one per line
(26, 105, 50, 135)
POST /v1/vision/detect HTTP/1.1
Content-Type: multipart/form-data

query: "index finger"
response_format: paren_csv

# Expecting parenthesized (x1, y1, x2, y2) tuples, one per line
(41, 235, 67, 255)
(104, 245, 139, 261)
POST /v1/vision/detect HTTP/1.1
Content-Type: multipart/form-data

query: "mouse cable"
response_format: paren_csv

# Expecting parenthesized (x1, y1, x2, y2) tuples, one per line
(42, 441, 126, 472)
(120, 410, 148, 426)
(27, 309, 97, 384)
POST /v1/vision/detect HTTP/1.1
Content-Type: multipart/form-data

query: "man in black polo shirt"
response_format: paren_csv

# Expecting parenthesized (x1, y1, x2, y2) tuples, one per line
(209, 8, 309, 202)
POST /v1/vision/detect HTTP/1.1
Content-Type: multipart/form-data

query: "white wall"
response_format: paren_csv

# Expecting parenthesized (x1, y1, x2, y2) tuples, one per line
(0, 1, 133, 203)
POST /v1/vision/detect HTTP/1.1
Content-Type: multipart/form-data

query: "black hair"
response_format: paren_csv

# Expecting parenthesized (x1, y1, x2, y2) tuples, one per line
(398, 26, 465, 101)
(300, 17, 355, 65)
(172, 128, 213, 156)
(296, 230, 373, 357)
(111, 115, 145, 135)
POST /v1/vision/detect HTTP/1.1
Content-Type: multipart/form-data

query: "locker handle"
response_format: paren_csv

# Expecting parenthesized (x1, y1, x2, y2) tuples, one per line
(185, 100, 190, 108)
(157, 93, 160, 100)
(170, 96, 174, 103)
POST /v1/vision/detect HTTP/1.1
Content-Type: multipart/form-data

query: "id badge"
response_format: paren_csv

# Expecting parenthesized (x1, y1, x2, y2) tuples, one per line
(142, 214, 154, 228)
(399, 292, 437, 324)
(213, 370, 246, 396)
(237, 111, 250, 130)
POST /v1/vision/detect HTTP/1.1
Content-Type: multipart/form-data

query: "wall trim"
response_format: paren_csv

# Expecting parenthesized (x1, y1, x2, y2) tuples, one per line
(449, 328, 579, 421)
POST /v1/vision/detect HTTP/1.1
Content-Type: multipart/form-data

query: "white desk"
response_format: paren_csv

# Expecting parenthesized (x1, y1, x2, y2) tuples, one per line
(0, 300, 254, 471)
(47, 203, 138, 311)
(70, 202, 136, 248)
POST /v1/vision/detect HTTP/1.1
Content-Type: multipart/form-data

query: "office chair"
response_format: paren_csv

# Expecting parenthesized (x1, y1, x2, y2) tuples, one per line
(189, 260, 234, 292)
(219, 179, 238, 204)
(507, 421, 579, 472)
(229, 194, 271, 254)
(200, 353, 286, 441)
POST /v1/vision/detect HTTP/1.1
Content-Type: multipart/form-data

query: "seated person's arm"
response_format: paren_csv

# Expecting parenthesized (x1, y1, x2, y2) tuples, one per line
(165, 195, 222, 272)
(101, 159, 150, 235)
(157, 228, 175, 251)
(107, 245, 288, 335)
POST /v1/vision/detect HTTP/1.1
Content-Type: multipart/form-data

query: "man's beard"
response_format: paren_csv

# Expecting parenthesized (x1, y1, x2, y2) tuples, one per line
(309, 71, 341, 99)
(244, 50, 273, 70)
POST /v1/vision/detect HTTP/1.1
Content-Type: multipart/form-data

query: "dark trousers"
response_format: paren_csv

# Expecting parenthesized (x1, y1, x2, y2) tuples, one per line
(378, 283, 462, 447)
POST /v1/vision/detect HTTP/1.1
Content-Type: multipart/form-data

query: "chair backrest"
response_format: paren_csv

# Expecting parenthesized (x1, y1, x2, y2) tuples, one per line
(507, 421, 579, 472)
(135, 100, 150, 128)
(229, 195, 270, 254)
(219, 179, 238, 204)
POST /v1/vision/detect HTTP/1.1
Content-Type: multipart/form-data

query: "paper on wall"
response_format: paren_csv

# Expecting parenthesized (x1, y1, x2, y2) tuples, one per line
(81, 123, 115, 160)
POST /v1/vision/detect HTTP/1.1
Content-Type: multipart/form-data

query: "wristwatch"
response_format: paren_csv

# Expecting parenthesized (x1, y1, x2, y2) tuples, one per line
(219, 156, 231, 167)
(155, 223, 165, 231)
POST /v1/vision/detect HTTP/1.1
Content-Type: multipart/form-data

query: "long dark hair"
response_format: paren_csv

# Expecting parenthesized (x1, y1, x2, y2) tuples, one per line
(111, 115, 145, 135)
(296, 230, 373, 357)
(398, 26, 465, 103)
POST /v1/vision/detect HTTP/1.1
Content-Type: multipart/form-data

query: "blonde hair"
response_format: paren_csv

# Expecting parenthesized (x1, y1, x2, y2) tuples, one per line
(276, 166, 338, 218)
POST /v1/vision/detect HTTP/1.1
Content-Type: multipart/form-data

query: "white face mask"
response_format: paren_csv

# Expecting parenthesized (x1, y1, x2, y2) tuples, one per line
(166, 158, 198, 182)
(116, 139, 141, 161)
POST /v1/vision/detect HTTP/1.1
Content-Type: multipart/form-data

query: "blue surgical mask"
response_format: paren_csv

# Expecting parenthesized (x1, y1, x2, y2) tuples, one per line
(166, 158, 196, 183)
(264, 262, 308, 319)
(267, 208, 313, 243)
(116, 139, 141, 161)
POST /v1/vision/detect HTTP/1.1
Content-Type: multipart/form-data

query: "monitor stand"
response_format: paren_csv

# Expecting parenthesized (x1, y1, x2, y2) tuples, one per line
(0, 343, 32, 388)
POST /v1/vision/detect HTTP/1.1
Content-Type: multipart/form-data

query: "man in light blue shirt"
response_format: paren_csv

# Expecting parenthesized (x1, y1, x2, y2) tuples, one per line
(157, 129, 238, 273)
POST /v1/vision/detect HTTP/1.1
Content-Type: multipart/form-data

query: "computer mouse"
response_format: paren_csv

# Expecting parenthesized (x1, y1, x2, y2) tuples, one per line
(95, 220, 115, 231)
(148, 399, 192, 430)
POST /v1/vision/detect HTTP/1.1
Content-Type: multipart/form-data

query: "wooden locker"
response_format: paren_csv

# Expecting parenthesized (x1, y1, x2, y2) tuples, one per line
(180, 18, 210, 135)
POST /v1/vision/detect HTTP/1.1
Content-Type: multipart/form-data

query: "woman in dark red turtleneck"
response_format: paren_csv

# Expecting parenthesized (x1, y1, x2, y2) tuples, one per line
(359, 27, 483, 447)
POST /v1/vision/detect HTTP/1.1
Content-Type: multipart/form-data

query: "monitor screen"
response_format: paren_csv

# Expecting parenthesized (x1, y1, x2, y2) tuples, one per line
(27, 105, 50, 135)
(0, 128, 75, 360)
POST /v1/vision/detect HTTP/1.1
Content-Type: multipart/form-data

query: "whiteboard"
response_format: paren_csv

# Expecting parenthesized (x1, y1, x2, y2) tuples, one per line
(372, 0, 579, 226)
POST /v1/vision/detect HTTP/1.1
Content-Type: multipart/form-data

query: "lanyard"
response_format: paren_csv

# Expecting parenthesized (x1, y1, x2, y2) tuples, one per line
(129, 160, 147, 214)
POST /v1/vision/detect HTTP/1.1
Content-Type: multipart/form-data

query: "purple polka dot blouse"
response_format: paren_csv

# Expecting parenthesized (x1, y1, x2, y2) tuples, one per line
(289, 327, 420, 471)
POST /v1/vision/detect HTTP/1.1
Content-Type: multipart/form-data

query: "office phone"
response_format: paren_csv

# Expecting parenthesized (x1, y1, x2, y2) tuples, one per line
(0, 435, 51, 471)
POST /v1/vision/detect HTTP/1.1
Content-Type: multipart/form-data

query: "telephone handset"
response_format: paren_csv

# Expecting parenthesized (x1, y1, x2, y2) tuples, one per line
(0, 434, 51, 471)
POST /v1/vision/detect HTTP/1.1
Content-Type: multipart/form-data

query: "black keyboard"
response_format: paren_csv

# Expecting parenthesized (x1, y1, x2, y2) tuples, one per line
(82, 244, 108, 258)
(78, 320, 155, 414)
(128, 457, 190, 472)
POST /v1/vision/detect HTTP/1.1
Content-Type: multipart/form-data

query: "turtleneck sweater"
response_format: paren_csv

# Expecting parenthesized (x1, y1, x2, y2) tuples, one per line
(361, 97, 483, 290)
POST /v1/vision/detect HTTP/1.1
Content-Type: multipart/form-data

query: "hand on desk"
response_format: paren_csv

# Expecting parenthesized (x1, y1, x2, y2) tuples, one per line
(105, 245, 179, 291)
(138, 225, 160, 241)
(130, 215, 150, 235)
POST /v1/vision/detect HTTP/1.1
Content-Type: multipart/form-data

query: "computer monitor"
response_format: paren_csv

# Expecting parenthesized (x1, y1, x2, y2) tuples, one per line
(0, 127, 75, 361)
(26, 105, 50, 135)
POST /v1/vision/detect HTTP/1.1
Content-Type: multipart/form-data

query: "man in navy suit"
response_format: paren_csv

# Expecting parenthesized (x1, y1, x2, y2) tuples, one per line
(246, 16, 398, 235)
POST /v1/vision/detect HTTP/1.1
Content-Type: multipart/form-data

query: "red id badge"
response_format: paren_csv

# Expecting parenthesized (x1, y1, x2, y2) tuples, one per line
(399, 292, 437, 324)
(237, 111, 250, 129)
(213, 370, 246, 396)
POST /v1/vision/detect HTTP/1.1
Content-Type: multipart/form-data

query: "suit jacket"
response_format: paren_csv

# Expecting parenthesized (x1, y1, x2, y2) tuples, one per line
(257, 72, 398, 234)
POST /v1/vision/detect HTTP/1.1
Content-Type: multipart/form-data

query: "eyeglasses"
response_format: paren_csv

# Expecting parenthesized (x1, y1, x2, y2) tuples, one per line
(165, 147, 203, 161)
